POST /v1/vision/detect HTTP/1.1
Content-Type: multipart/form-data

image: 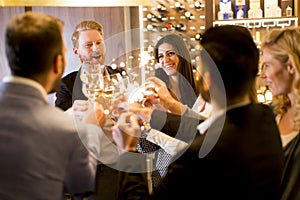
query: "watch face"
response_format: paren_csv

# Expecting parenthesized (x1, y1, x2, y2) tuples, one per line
(142, 121, 151, 132)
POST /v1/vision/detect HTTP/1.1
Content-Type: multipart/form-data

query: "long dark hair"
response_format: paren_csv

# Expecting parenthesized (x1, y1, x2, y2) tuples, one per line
(154, 34, 197, 94)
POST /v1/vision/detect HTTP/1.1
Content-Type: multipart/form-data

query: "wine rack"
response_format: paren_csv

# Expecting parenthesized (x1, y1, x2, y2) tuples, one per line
(141, 0, 207, 76)
(138, 0, 298, 95)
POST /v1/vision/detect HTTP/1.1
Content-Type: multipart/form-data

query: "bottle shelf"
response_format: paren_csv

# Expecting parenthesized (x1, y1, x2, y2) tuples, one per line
(213, 16, 298, 28)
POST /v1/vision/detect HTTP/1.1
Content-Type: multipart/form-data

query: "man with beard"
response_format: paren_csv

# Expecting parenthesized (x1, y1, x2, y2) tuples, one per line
(55, 20, 123, 200)
(55, 20, 126, 111)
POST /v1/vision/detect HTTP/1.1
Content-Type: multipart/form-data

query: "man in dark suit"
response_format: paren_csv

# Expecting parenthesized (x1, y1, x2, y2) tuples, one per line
(55, 20, 126, 111)
(112, 25, 285, 199)
(55, 20, 123, 200)
(0, 12, 99, 199)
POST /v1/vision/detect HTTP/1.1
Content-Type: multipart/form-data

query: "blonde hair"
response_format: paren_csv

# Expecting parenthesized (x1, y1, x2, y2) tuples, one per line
(261, 27, 300, 117)
(71, 20, 104, 48)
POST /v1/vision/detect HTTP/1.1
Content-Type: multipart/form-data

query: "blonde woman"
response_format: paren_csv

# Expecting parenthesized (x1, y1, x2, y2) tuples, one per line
(260, 27, 300, 200)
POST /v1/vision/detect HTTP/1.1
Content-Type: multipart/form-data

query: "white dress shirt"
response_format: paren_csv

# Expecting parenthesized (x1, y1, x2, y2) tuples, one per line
(146, 96, 213, 155)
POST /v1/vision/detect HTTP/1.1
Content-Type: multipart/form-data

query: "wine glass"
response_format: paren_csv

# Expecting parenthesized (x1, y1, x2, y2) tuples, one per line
(74, 61, 105, 121)
(80, 60, 106, 102)
(100, 73, 131, 118)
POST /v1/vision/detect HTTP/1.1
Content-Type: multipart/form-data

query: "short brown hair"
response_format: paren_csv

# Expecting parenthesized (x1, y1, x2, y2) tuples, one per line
(5, 12, 64, 77)
(71, 20, 104, 48)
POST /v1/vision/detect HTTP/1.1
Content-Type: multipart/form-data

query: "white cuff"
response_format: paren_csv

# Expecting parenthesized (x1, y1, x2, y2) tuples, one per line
(146, 129, 188, 156)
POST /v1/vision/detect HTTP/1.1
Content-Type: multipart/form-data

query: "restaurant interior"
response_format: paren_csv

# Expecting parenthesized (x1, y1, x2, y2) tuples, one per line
(0, 0, 299, 104)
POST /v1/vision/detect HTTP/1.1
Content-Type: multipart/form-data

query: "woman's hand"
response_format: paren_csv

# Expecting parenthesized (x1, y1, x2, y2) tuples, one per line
(146, 77, 185, 115)
(112, 112, 141, 153)
(127, 102, 153, 123)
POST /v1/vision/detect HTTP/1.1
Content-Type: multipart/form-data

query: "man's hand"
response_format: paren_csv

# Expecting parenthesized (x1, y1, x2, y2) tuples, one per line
(70, 100, 106, 127)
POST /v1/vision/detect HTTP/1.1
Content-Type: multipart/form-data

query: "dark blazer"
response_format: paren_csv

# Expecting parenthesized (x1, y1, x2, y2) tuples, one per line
(55, 71, 78, 111)
(55, 66, 126, 111)
(280, 132, 300, 200)
(117, 103, 285, 200)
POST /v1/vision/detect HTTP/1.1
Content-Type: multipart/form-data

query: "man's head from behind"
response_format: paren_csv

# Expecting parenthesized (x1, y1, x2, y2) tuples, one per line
(5, 12, 64, 77)
(5, 12, 65, 93)
(72, 20, 106, 64)
(200, 25, 259, 104)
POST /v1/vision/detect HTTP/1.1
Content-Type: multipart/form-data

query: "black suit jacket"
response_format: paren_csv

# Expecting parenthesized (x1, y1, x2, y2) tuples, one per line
(55, 71, 77, 111)
(280, 132, 300, 200)
(55, 66, 126, 111)
(117, 103, 284, 200)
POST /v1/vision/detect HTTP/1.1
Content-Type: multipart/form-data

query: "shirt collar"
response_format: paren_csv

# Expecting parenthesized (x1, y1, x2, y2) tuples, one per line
(2, 75, 48, 101)
(197, 100, 251, 135)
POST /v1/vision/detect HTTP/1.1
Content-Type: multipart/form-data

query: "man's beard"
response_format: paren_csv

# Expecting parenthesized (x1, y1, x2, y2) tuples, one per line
(80, 53, 106, 65)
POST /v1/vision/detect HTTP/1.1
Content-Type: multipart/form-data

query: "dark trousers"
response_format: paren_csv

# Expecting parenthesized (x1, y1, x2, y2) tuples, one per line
(88, 164, 120, 200)
(64, 164, 119, 200)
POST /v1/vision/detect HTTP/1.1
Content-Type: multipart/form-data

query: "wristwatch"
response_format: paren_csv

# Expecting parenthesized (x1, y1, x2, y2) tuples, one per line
(142, 121, 151, 133)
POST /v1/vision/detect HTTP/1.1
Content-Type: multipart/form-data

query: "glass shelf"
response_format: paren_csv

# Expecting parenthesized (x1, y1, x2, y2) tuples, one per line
(213, 16, 298, 28)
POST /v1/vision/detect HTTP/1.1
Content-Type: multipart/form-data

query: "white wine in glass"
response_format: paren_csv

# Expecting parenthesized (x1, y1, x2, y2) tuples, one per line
(101, 73, 131, 116)
(80, 60, 106, 101)
(102, 73, 123, 99)
(82, 82, 103, 100)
